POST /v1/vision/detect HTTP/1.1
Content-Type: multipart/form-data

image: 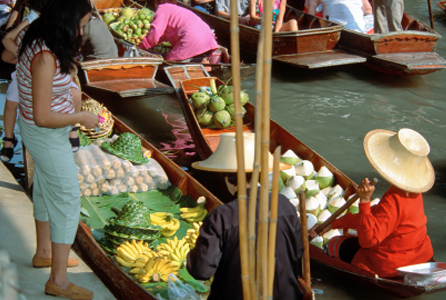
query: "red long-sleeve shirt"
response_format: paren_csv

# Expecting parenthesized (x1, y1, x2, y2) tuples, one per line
(331, 186, 434, 277)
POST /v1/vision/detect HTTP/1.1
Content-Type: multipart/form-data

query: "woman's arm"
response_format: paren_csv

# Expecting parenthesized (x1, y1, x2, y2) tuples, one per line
(274, 0, 287, 32)
(32, 52, 99, 129)
(139, 8, 168, 50)
(2, 19, 29, 57)
(362, 0, 373, 15)
(249, 0, 261, 24)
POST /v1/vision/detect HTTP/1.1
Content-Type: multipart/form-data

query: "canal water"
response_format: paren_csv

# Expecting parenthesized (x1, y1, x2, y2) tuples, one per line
(1, 0, 446, 299)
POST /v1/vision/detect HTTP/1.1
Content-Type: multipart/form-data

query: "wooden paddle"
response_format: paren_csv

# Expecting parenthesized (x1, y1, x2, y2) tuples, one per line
(427, 0, 435, 29)
(298, 191, 311, 287)
(313, 178, 378, 235)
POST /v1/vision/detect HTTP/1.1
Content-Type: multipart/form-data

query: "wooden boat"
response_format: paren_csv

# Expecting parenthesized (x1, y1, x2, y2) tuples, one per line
(335, 12, 446, 75)
(437, 1, 446, 13)
(164, 64, 446, 298)
(165, 2, 366, 69)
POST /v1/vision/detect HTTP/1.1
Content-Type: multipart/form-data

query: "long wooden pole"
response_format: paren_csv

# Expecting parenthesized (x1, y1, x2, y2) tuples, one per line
(257, 0, 273, 298)
(427, 0, 435, 29)
(267, 146, 281, 296)
(229, 1, 250, 299)
(298, 191, 311, 287)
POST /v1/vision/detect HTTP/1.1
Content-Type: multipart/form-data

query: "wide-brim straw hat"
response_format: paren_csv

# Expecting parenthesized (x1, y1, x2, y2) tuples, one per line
(191, 132, 291, 172)
(363, 128, 435, 193)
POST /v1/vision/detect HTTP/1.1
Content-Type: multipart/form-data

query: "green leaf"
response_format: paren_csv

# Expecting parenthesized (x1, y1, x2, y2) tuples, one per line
(80, 207, 90, 217)
(140, 282, 168, 299)
(178, 269, 210, 293)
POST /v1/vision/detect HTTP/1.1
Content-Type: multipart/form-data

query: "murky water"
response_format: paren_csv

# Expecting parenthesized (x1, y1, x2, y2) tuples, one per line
(1, 1, 446, 299)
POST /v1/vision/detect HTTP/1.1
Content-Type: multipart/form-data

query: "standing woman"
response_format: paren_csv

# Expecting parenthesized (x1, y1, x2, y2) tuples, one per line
(16, 0, 99, 298)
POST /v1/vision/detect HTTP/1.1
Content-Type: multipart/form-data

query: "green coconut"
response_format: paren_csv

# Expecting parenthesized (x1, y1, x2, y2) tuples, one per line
(225, 104, 246, 120)
(328, 195, 347, 215)
(317, 209, 332, 224)
(120, 7, 136, 18)
(196, 109, 214, 126)
(306, 197, 321, 217)
(280, 149, 301, 166)
(295, 160, 314, 180)
(315, 166, 334, 190)
(280, 165, 296, 183)
(327, 184, 344, 200)
(219, 86, 249, 106)
(310, 236, 324, 249)
(268, 172, 284, 192)
(208, 96, 226, 112)
(322, 229, 343, 246)
(280, 186, 297, 200)
(213, 110, 232, 128)
(103, 13, 116, 25)
(138, 7, 152, 17)
(305, 180, 320, 198)
(191, 92, 210, 109)
(287, 175, 305, 194)
(314, 191, 328, 210)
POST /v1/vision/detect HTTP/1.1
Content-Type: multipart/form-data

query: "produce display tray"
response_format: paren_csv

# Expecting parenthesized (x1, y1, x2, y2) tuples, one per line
(397, 262, 446, 283)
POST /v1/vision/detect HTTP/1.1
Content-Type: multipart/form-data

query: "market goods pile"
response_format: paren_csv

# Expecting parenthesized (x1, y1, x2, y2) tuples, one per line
(190, 78, 249, 129)
(277, 150, 381, 248)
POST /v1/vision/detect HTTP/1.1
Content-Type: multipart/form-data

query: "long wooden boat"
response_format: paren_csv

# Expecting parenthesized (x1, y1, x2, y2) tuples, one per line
(164, 64, 446, 298)
(141, 0, 366, 69)
(335, 12, 446, 75)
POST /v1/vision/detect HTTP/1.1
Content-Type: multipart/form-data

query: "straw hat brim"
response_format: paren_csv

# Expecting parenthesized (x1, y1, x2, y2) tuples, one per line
(191, 161, 292, 173)
(101, 142, 149, 165)
(363, 129, 435, 193)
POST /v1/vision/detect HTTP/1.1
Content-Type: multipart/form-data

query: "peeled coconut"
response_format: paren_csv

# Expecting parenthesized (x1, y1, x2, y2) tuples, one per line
(289, 198, 299, 209)
(315, 166, 334, 190)
(280, 186, 297, 200)
(286, 175, 305, 194)
(317, 209, 332, 224)
(322, 229, 343, 246)
(306, 196, 320, 217)
(347, 194, 359, 214)
(280, 165, 296, 183)
(321, 187, 331, 197)
(371, 198, 380, 206)
(306, 213, 318, 231)
(280, 150, 301, 166)
(328, 184, 344, 199)
(311, 236, 324, 248)
(314, 191, 328, 210)
(305, 180, 320, 198)
(328, 195, 347, 215)
(295, 160, 314, 180)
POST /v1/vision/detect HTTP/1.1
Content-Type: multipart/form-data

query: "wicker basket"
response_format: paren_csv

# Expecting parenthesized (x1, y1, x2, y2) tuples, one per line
(78, 98, 114, 141)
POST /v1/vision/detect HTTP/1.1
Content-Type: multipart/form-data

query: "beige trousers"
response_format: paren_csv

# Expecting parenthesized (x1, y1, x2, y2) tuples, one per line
(373, 0, 404, 34)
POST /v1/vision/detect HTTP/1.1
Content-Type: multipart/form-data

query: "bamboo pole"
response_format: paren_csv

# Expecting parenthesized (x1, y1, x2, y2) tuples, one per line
(257, 0, 273, 298)
(267, 146, 281, 296)
(427, 0, 435, 29)
(298, 191, 311, 287)
(229, 0, 250, 299)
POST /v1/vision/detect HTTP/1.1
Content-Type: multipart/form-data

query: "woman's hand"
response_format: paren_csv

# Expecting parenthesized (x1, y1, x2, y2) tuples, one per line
(79, 111, 101, 129)
(357, 178, 375, 203)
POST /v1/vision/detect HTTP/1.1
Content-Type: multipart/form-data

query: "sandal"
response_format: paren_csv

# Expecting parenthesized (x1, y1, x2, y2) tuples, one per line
(69, 126, 80, 153)
(0, 135, 18, 162)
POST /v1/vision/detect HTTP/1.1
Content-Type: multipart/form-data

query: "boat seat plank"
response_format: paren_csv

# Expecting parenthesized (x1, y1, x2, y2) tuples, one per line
(273, 50, 366, 68)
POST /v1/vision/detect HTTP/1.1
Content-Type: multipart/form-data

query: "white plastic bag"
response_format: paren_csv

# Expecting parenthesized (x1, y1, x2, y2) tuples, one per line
(166, 274, 200, 300)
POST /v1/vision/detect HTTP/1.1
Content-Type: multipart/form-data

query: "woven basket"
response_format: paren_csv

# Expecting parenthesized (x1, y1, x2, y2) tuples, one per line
(78, 98, 114, 141)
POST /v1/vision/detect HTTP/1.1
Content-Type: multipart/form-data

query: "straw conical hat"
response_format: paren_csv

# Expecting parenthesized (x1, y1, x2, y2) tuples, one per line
(191, 132, 291, 172)
(363, 128, 435, 193)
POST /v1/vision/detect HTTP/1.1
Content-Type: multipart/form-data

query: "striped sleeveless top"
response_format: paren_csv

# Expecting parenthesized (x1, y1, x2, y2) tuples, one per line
(16, 28, 75, 125)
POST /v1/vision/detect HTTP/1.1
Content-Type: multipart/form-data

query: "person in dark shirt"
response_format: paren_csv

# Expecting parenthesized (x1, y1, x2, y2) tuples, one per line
(186, 132, 304, 300)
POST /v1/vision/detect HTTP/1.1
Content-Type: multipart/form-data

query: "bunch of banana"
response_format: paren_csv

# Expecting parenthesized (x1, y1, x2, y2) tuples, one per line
(184, 221, 202, 250)
(157, 236, 190, 268)
(134, 257, 179, 283)
(180, 196, 208, 223)
(150, 212, 181, 237)
(115, 239, 151, 268)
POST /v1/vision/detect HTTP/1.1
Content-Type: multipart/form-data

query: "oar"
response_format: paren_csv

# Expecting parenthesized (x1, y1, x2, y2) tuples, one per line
(313, 178, 378, 235)
(427, 0, 435, 29)
(298, 191, 311, 287)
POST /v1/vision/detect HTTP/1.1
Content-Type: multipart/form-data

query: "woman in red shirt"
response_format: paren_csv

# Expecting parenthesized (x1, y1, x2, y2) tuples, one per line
(311, 128, 435, 278)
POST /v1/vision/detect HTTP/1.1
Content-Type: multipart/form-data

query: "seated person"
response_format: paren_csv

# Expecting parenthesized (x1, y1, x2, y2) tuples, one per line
(249, 0, 298, 32)
(215, 0, 250, 25)
(191, 0, 215, 14)
(139, 0, 219, 63)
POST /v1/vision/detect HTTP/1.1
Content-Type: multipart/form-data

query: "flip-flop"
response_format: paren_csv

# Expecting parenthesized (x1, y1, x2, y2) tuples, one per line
(0, 135, 18, 162)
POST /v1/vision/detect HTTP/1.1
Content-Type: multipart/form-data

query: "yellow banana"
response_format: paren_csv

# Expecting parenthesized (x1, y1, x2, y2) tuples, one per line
(132, 261, 146, 268)
(193, 222, 201, 230)
(117, 249, 136, 263)
(161, 229, 176, 237)
(124, 241, 139, 257)
(167, 218, 181, 231)
(179, 205, 202, 213)
(116, 257, 133, 268)
(117, 246, 137, 261)
(130, 267, 142, 274)
(187, 208, 207, 222)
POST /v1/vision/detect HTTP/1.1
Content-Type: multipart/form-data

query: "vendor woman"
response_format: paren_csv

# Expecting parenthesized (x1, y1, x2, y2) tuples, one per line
(138, 0, 219, 63)
(310, 128, 435, 278)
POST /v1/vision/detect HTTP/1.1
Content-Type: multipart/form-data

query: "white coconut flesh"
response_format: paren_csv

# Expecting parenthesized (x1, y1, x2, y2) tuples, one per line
(314, 191, 328, 210)
(280, 149, 301, 166)
(280, 165, 296, 182)
(306, 196, 320, 216)
(321, 187, 332, 197)
(310, 236, 324, 248)
(280, 186, 297, 200)
(315, 166, 334, 189)
(322, 229, 343, 245)
(295, 160, 314, 179)
(317, 209, 332, 223)
(328, 195, 347, 214)
(306, 213, 318, 231)
(287, 175, 305, 190)
(289, 198, 300, 208)
(328, 184, 344, 199)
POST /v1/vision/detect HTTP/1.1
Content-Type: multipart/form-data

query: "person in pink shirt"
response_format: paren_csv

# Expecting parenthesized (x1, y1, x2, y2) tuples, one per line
(139, 0, 219, 62)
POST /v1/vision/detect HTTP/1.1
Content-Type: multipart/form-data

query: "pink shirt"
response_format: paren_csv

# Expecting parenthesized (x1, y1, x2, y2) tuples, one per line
(139, 3, 218, 61)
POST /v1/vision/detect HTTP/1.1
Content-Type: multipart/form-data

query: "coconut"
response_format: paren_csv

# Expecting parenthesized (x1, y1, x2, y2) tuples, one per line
(328, 184, 344, 199)
(213, 110, 231, 128)
(306, 197, 321, 217)
(280, 150, 301, 166)
(317, 209, 332, 224)
(286, 175, 305, 194)
(197, 109, 214, 126)
(295, 160, 314, 180)
(289, 198, 299, 209)
(328, 195, 347, 215)
(305, 180, 320, 198)
(138, 7, 152, 17)
(306, 213, 318, 231)
(322, 229, 342, 246)
(371, 198, 380, 206)
(103, 13, 116, 25)
(314, 191, 328, 210)
(315, 166, 334, 190)
(268, 172, 284, 192)
(120, 7, 136, 18)
(279, 165, 296, 183)
(280, 186, 297, 200)
(191, 92, 210, 109)
(310, 236, 323, 248)
(219, 86, 234, 105)
(225, 104, 246, 120)
(347, 194, 359, 214)
(321, 187, 331, 197)
(208, 96, 226, 112)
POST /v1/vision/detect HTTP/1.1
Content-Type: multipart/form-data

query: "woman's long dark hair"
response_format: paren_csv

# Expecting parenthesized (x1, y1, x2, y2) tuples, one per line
(18, 0, 91, 74)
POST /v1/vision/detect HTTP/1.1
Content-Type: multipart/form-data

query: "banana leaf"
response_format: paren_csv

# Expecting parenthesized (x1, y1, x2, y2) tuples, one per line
(178, 269, 210, 293)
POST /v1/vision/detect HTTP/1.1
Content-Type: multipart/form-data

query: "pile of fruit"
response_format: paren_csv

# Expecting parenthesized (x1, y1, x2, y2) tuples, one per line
(190, 78, 250, 129)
